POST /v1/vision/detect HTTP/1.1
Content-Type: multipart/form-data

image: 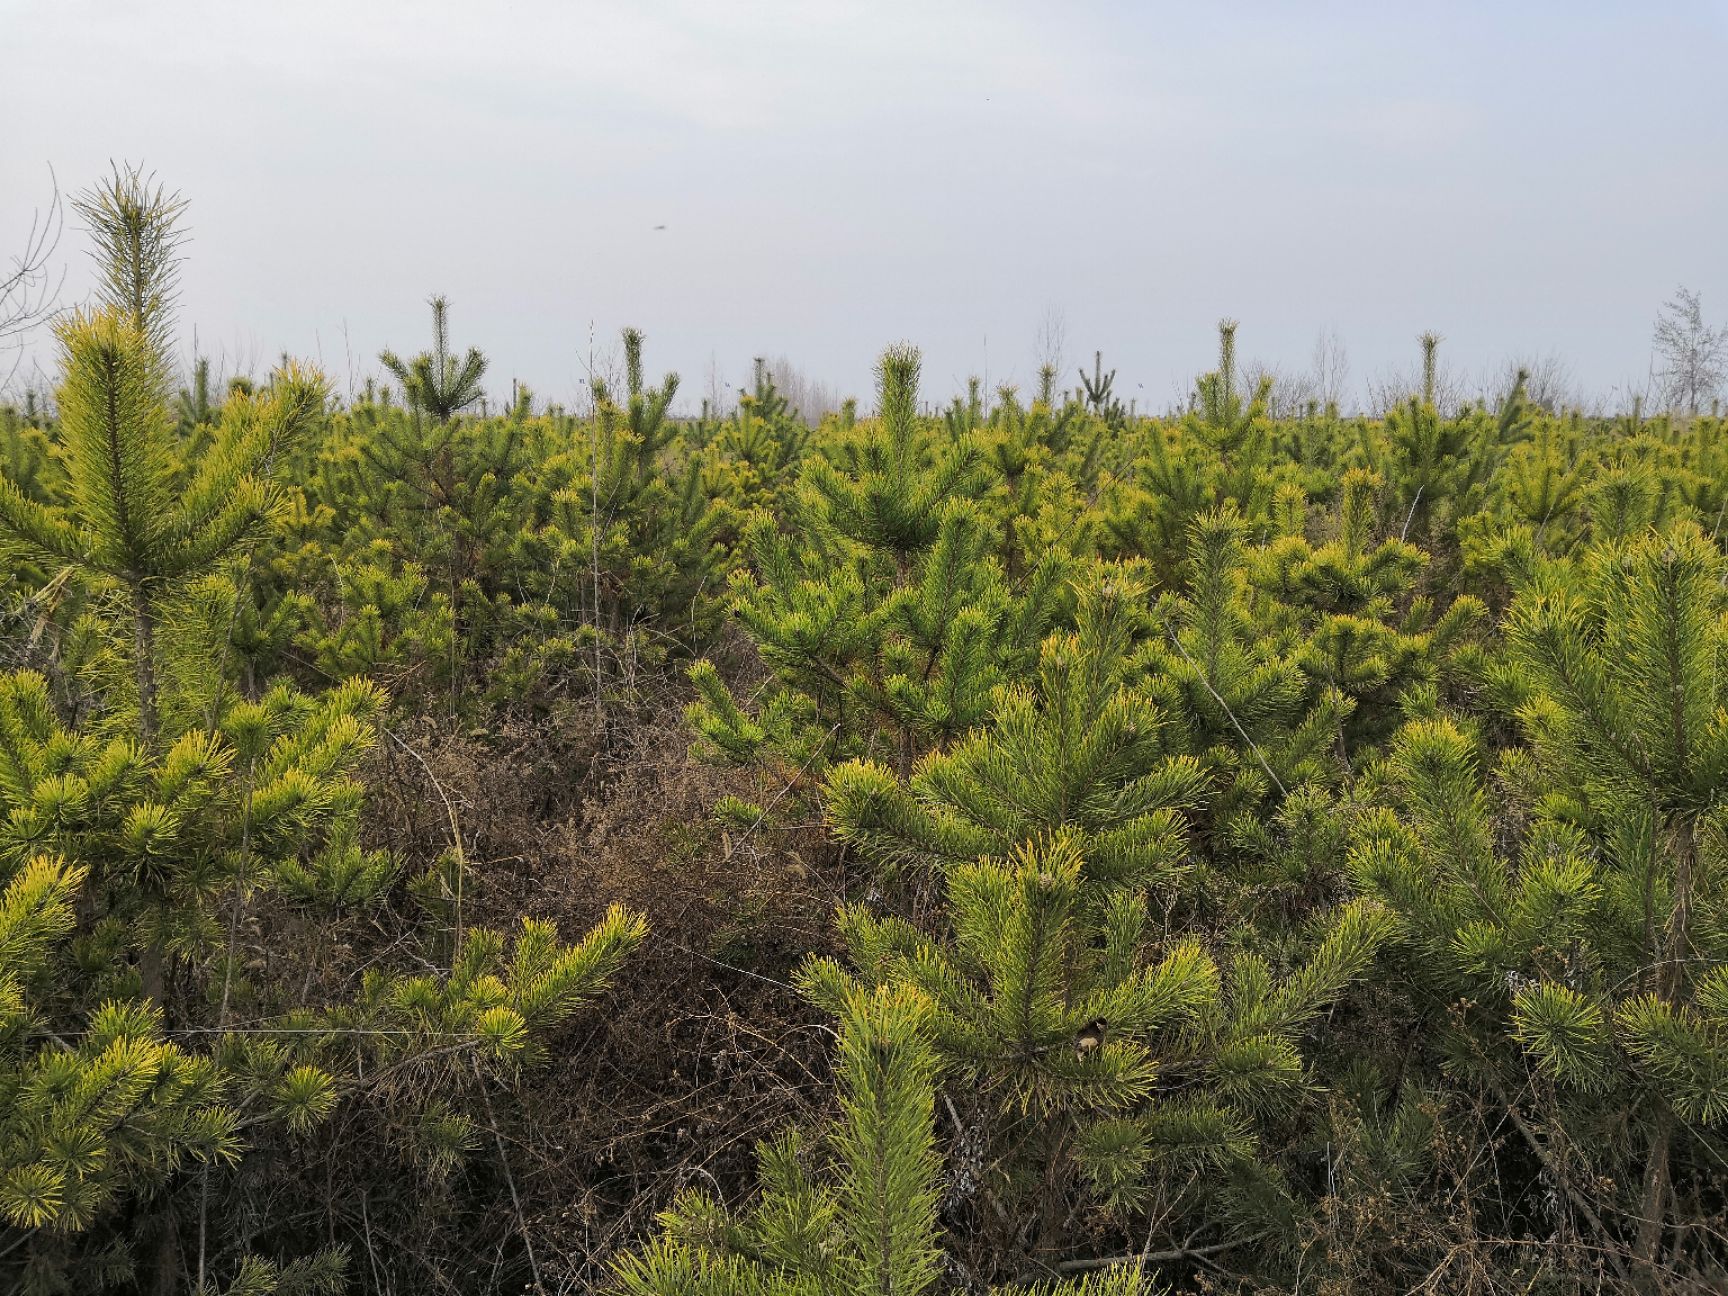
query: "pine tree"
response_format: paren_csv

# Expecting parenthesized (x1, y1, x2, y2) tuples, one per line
(1077, 352, 1126, 428)
(0, 171, 326, 972)
(1100, 322, 1273, 582)
(687, 344, 1068, 808)
(178, 356, 216, 435)
(614, 977, 1164, 1296)
(0, 171, 649, 1295)
(1243, 471, 1487, 751)
(821, 570, 1390, 1279)
(379, 295, 488, 423)
(0, 167, 326, 749)
(1353, 523, 1728, 1285)
(613, 981, 944, 1296)
(1502, 402, 1590, 545)
(575, 327, 725, 647)
(1147, 509, 1325, 791)
(1188, 320, 1274, 516)
(1365, 333, 1512, 551)
(707, 359, 813, 512)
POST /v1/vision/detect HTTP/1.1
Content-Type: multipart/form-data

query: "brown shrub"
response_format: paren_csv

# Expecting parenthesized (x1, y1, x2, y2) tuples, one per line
(357, 683, 848, 1288)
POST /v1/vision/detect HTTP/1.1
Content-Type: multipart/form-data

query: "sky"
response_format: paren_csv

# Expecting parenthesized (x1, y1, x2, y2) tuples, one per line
(3, 0, 1726, 413)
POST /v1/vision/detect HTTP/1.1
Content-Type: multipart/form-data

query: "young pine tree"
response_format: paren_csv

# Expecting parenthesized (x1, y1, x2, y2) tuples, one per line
(378, 294, 488, 424)
(688, 343, 1068, 814)
(614, 977, 1162, 1296)
(0, 171, 648, 1296)
(1354, 523, 1728, 1286)
(822, 570, 1390, 1281)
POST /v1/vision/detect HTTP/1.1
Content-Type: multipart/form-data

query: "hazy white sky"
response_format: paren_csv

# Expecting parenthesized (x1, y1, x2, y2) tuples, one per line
(3, 0, 1726, 410)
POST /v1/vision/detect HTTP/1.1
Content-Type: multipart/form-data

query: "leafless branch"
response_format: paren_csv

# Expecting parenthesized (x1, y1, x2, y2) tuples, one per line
(0, 164, 67, 389)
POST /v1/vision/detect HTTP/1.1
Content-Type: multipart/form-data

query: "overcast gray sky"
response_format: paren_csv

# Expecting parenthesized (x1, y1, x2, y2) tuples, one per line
(4, 0, 1726, 411)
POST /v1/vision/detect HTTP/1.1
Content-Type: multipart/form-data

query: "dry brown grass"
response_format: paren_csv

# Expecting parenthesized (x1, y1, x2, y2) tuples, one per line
(357, 680, 849, 1288)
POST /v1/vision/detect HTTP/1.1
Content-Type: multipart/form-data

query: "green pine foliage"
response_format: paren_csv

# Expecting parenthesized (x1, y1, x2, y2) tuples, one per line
(815, 572, 1389, 1279)
(614, 978, 1162, 1296)
(686, 343, 1076, 830)
(261, 322, 734, 715)
(1353, 523, 1728, 1283)
(613, 980, 944, 1296)
(6, 163, 1728, 1293)
(0, 171, 647, 1295)
(379, 295, 488, 424)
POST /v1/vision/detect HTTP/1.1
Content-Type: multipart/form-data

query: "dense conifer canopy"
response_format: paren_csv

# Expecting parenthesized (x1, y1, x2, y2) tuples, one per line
(1, 169, 1724, 1294)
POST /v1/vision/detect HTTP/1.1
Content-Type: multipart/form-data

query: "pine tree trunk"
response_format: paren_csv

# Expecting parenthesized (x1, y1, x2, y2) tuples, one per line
(1033, 1124, 1073, 1266)
(150, 1202, 181, 1296)
(138, 944, 167, 1007)
(1636, 818, 1698, 1287)
(131, 578, 160, 749)
(131, 580, 167, 1008)
(1635, 1107, 1672, 1290)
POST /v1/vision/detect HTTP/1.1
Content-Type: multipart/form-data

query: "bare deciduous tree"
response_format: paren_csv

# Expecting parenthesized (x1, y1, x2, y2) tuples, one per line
(1480, 352, 1577, 413)
(1241, 359, 1314, 418)
(1032, 305, 1067, 379)
(1234, 329, 1351, 417)
(1, 166, 66, 389)
(703, 351, 733, 417)
(759, 354, 842, 423)
(1367, 331, 1465, 417)
(1309, 326, 1351, 411)
(1652, 285, 1727, 414)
